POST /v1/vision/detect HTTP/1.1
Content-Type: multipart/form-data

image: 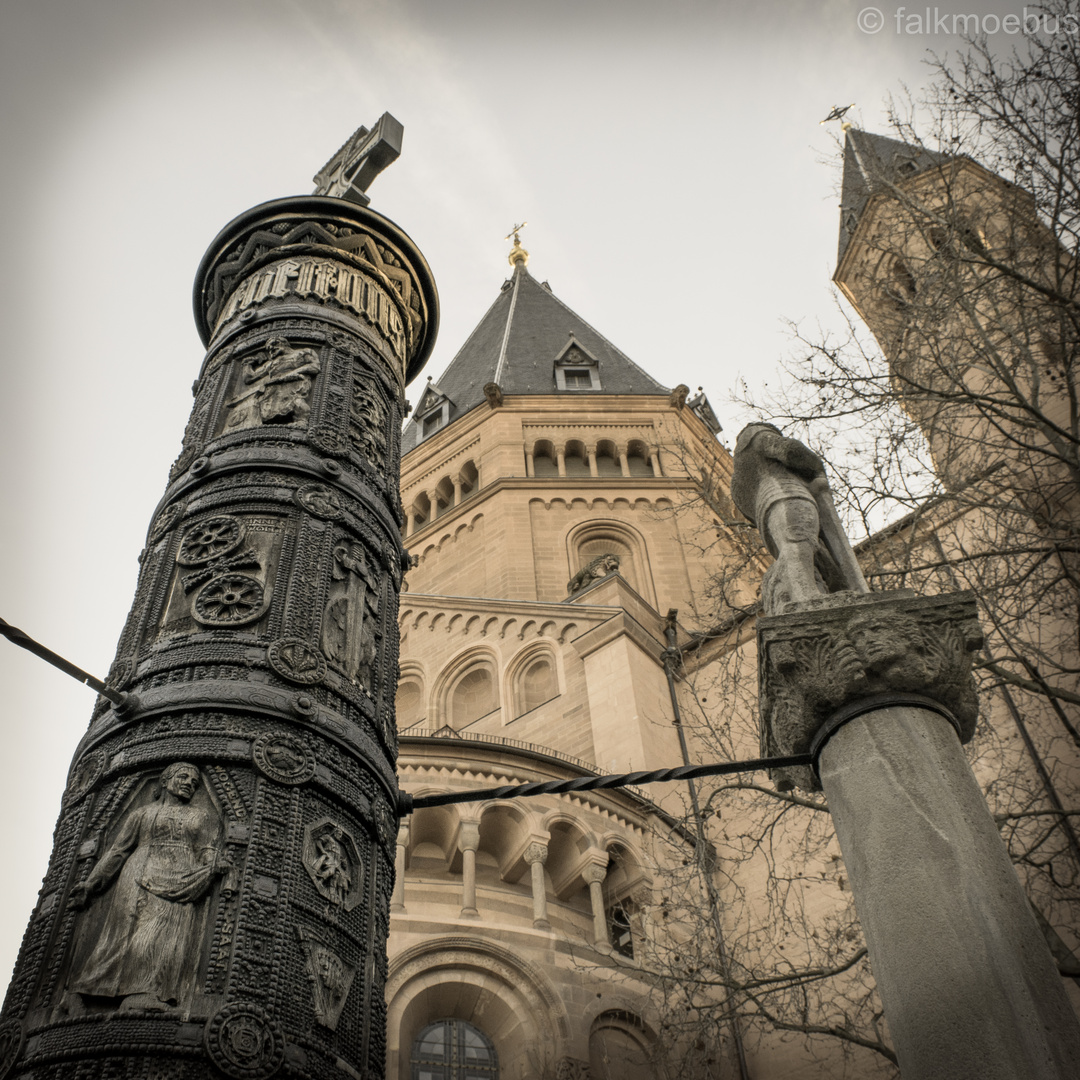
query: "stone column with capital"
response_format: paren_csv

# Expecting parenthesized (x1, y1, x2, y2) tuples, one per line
(739, 425, 1080, 1080)
(523, 842, 550, 930)
(582, 861, 610, 949)
(0, 167, 437, 1079)
(458, 821, 481, 917)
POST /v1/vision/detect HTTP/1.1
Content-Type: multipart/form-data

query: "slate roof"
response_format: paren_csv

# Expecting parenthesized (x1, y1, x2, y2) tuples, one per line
(837, 128, 952, 265)
(402, 263, 668, 453)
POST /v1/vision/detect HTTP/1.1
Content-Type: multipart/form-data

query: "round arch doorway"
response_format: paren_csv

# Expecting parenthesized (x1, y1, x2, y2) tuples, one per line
(411, 1018, 499, 1079)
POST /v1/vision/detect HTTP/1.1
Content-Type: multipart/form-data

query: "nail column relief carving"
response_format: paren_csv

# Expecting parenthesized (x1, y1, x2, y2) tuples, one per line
(1, 187, 436, 1079)
(757, 590, 984, 791)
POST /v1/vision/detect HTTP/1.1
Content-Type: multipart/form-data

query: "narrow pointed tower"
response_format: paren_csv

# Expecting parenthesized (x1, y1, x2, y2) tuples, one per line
(386, 242, 739, 1078)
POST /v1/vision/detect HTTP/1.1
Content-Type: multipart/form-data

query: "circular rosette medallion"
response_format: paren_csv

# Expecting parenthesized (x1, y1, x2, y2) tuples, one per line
(310, 425, 346, 457)
(64, 750, 106, 807)
(194, 574, 267, 626)
(295, 482, 343, 520)
(0, 1019, 24, 1079)
(204, 1003, 284, 1080)
(268, 638, 327, 685)
(178, 515, 245, 566)
(253, 733, 316, 785)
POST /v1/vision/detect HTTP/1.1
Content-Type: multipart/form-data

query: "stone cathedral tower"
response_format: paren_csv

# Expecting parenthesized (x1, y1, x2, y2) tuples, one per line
(384, 239, 735, 1078)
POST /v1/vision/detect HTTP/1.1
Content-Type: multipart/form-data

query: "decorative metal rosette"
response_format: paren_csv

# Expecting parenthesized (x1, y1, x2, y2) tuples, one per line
(253, 732, 316, 786)
(64, 750, 107, 807)
(295, 482, 343, 521)
(310, 425, 347, 457)
(0, 1019, 24, 1079)
(148, 501, 186, 544)
(194, 574, 267, 626)
(178, 515, 245, 565)
(204, 1003, 284, 1080)
(268, 639, 327, 685)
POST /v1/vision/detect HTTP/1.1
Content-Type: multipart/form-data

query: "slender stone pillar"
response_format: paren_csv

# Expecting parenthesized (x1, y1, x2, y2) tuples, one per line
(758, 590, 1080, 1080)
(0, 183, 437, 1080)
(583, 861, 610, 949)
(459, 821, 480, 917)
(523, 842, 550, 929)
(391, 823, 410, 913)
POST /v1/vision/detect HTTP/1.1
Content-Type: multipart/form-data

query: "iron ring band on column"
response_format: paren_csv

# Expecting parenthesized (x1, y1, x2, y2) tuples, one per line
(809, 691, 965, 784)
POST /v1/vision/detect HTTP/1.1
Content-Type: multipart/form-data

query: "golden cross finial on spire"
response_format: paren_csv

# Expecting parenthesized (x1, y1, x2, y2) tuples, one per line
(820, 103, 856, 131)
(505, 221, 529, 268)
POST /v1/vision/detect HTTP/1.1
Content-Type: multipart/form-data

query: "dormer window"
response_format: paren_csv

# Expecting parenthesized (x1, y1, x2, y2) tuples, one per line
(554, 338, 601, 391)
(413, 379, 452, 442)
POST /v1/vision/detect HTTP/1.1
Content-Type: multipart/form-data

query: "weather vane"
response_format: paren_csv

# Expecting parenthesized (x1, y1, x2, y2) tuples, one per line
(505, 221, 529, 268)
(820, 103, 855, 129)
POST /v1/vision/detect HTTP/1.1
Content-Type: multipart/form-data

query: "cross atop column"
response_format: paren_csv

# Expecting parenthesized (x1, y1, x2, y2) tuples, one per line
(313, 112, 404, 205)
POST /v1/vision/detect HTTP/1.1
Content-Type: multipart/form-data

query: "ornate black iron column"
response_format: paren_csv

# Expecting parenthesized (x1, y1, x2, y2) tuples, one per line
(0, 128, 437, 1079)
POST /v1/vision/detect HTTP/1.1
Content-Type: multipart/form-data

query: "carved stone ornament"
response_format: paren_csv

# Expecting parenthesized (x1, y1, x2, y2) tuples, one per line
(64, 750, 107, 806)
(194, 574, 267, 626)
(297, 929, 357, 1030)
(252, 732, 316, 785)
(567, 553, 620, 596)
(0, 1019, 24, 1080)
(524, 842, 548, 866)
(178, 516, 245, 566)
(302, 819, 363, 910)
(267, 638, 327, 685)
(758, 590, 984, 792)
(296, 482, 344, 521)
(556, 1058, 593, 1080)
(204, 1002, 285, 1080)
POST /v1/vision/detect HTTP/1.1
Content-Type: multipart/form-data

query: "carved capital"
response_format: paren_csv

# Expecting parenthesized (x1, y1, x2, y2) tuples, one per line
(523, 842, 548, 866)
(758, 590, 983, 792)
(581, 861, 608, 885)
(458, 821, 480, 852)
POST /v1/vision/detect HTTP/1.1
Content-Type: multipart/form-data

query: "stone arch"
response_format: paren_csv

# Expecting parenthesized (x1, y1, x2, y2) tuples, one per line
(532, 439, 558, 476)
(395, 662, 426, 730)
(588, 1008, 657, 1080)
(386, 938, 569, 1080)
(433, 646, 501, 730)
(565, 519, 657, 606)
(505, 641, 562, 720)
(595, 439, 621, 476)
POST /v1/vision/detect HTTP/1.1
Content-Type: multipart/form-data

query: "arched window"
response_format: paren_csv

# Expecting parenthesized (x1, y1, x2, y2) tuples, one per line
(589, 1011, 653, 1080)
(532, 440, 558, 477)
(411, 1018, 498, 1079)
(396, 677, 424, 729)
(512, 652, 559, 717)
(564, 440, 589, 477)
(626, 440, 654, 477)
(595, 440, 621, 477)
(450, 664, 498, 729)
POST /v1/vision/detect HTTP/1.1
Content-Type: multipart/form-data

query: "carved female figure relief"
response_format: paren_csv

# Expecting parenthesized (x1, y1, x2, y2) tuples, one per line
(225, 337, 322, 431)
(66, 763, 229, 1013)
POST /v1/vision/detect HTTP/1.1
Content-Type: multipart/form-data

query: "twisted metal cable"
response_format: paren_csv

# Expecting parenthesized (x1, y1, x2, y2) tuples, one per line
(397, 753, 813, 816)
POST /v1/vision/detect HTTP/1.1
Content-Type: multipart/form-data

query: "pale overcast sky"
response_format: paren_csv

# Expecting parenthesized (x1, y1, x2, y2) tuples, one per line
(0, 0, 1025, 991)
